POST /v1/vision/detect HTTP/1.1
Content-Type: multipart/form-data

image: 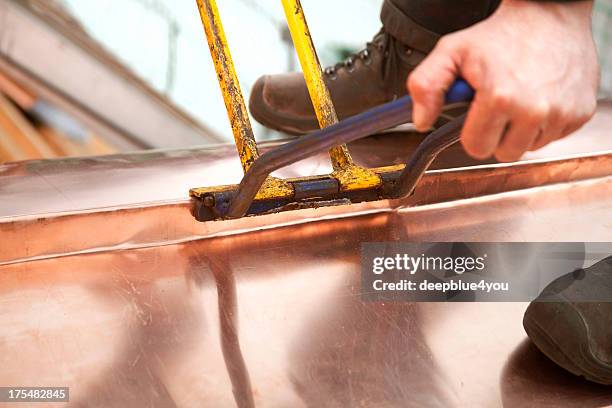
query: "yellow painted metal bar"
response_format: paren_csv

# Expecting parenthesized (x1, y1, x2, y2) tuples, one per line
(280, 0, 380, 191)
(195, 0, 292, 200)
(280, 0, 351, 170)
(196, 0, 258, 173)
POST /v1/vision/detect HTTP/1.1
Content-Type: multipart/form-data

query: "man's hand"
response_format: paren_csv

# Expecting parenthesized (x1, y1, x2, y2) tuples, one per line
(407, 0, 599, 162)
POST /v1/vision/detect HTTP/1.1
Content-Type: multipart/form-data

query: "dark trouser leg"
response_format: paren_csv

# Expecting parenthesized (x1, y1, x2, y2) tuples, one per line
(381, 0, 501, 53)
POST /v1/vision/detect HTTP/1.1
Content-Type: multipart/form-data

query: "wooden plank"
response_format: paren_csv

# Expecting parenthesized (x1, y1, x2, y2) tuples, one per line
(38, 125, 85, 157)
(0, 70, 36, 109)
(0, 121, 26, 162)
(39, 126, 118, 157)
(83, 133, 117, 155)
(0, 92, 56, 158)
(0, 68, 119, 157)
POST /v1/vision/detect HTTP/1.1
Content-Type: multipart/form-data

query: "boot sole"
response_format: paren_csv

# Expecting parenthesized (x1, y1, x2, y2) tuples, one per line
(523, 299, 612, 385)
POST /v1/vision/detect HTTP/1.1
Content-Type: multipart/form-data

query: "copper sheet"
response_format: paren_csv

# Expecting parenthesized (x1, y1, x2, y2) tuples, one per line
(1, 175, 612, 407)
(0, 103, 612, 407)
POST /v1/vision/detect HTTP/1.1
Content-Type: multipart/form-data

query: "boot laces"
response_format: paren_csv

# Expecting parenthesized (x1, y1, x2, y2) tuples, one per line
(323, 30, 411, 85)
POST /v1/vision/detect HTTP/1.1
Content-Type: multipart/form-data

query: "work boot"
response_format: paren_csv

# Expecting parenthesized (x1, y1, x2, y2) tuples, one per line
(523, 255, 612, 385)
(249, 29, 429, 135)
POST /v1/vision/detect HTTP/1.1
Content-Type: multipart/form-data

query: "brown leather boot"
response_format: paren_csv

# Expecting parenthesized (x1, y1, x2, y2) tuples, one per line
(249, 29, 428, 135)
(523, 255, 612, 385)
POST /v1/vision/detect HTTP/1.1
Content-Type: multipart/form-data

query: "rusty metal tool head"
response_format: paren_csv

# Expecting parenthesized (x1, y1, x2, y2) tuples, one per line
(190, 80, 474, 222)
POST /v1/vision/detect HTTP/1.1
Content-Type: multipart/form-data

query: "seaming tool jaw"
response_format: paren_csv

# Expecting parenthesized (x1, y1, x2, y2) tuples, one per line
(190, 81, 474, 222)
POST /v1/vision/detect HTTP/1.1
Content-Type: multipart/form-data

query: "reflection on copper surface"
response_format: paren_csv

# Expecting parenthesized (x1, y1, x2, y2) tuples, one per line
(2, 219, 611, 406)
(501, 340, 612, 408)
(288, 288, 459, 407)
(197, 255, 255, 408)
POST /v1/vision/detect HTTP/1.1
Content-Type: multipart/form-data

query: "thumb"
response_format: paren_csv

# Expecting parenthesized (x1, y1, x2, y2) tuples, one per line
(407, 38, 460, 131)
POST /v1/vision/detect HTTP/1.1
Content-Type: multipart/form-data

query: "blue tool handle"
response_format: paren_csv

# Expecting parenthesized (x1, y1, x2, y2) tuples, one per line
(400, 78, 473, 113)
(444, 78, 474, 104)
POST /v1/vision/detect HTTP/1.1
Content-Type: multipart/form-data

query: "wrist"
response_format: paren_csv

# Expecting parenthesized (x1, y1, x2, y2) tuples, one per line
(497, 0, 593, 27)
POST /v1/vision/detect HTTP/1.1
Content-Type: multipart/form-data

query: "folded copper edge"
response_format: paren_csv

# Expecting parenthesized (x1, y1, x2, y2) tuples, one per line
(1, 152, 611, 266)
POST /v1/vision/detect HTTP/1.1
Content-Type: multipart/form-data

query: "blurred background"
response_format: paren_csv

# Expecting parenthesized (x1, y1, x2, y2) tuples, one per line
(0, 0, 609, 162)
(63, 0, 383, 140)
